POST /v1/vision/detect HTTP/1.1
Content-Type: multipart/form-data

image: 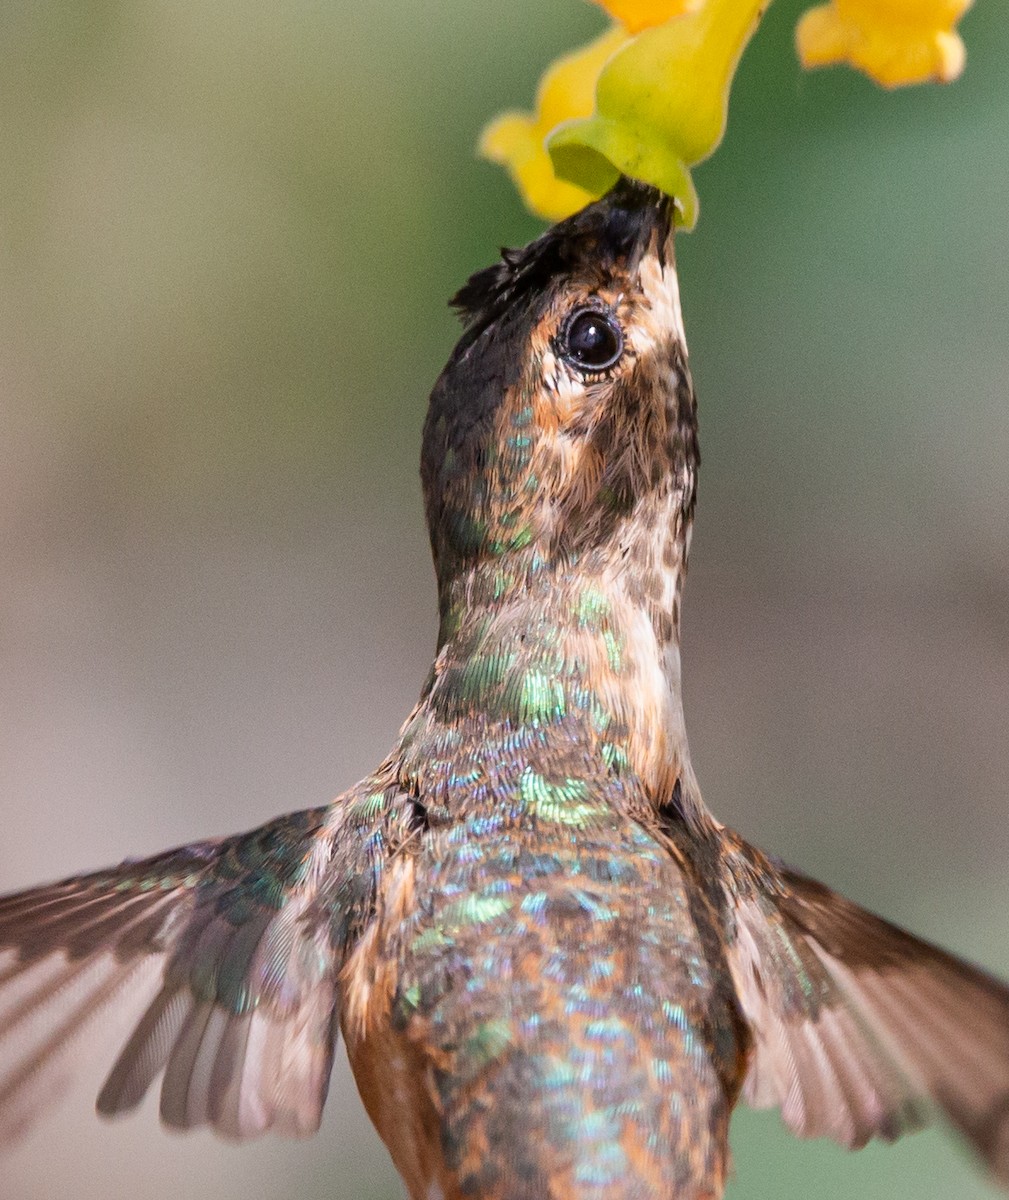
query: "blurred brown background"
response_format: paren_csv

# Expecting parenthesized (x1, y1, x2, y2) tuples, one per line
(1, 1, 1007, 1197)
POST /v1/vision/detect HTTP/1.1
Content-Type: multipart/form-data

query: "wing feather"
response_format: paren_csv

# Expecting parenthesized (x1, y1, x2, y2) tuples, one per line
(97, 985, 194, 1114)
(728, 851, 1009, 1182)
(0, 807, 344, 1147)
(0, 953, 165, 1142)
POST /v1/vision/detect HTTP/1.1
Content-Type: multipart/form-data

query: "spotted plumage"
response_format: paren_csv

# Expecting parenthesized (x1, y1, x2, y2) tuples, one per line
(2, 179, 1009, 1198)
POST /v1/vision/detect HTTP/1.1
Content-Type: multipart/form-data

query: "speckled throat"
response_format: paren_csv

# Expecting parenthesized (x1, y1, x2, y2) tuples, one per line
(399, 180, 699, 823)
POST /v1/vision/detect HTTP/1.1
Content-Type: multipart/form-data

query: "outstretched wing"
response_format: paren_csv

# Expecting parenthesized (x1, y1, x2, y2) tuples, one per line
(726, 847, 1009, 1184)
(0, 806, 342, 1145)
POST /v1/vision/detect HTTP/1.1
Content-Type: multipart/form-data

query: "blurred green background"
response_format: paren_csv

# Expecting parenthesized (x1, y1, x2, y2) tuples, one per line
(2, 1, 1007, 1197)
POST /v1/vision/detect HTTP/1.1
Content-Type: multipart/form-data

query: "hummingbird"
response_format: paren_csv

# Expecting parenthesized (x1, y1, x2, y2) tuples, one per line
(1, 178, 1008, 1200)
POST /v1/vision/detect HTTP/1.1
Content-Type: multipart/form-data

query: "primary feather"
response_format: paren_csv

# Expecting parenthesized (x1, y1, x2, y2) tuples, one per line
(0, 808, 342, 1143)
(723, 845, 1009, 1183)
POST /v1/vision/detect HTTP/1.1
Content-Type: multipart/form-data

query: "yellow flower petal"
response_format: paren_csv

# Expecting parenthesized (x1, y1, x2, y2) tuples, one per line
(479, 26, 629, 222)
(796, 0, 972, 88)
(549, 0, 766, 229)
(591, 0, 702, 35)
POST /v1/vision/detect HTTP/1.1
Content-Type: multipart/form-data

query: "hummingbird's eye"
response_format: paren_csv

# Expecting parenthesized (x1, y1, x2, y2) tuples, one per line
(560, 308, 624, 372)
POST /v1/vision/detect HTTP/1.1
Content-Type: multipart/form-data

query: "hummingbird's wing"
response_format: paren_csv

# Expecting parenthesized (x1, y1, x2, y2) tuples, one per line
(0, 806, 344, 1146)
(725, 849, 1009, 1184)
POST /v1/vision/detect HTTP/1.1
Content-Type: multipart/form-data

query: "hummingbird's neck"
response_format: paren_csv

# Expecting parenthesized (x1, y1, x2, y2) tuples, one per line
(398, 479, 696, 820)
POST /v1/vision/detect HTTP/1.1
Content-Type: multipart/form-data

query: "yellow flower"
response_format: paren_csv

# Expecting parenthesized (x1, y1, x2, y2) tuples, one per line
(482, 0, 974, 227)
(480, 27, 629, 222)
(481, 0, 763, 227)
(591, 0, 701, 35)
(796, 0, 972, 88)
(549, 0, 766, 229)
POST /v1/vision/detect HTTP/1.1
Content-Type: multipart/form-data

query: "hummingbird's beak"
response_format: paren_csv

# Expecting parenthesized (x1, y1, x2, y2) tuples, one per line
(592, 177, 676, 275)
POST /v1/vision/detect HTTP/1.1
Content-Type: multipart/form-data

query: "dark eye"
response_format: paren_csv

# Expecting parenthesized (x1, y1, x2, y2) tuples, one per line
(561, 308, 624, 371)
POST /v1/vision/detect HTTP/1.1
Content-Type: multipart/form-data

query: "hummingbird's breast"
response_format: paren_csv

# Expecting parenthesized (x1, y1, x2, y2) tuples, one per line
(342, 807, 747, 1200)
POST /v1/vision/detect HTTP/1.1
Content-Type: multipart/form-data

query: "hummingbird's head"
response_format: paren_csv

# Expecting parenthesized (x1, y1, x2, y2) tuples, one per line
(422, 178, 698, 596)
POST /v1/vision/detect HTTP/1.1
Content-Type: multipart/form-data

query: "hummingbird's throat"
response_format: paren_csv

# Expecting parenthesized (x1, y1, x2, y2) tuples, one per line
(409, 195, 697, 817)
(401, 492, 692, 815)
